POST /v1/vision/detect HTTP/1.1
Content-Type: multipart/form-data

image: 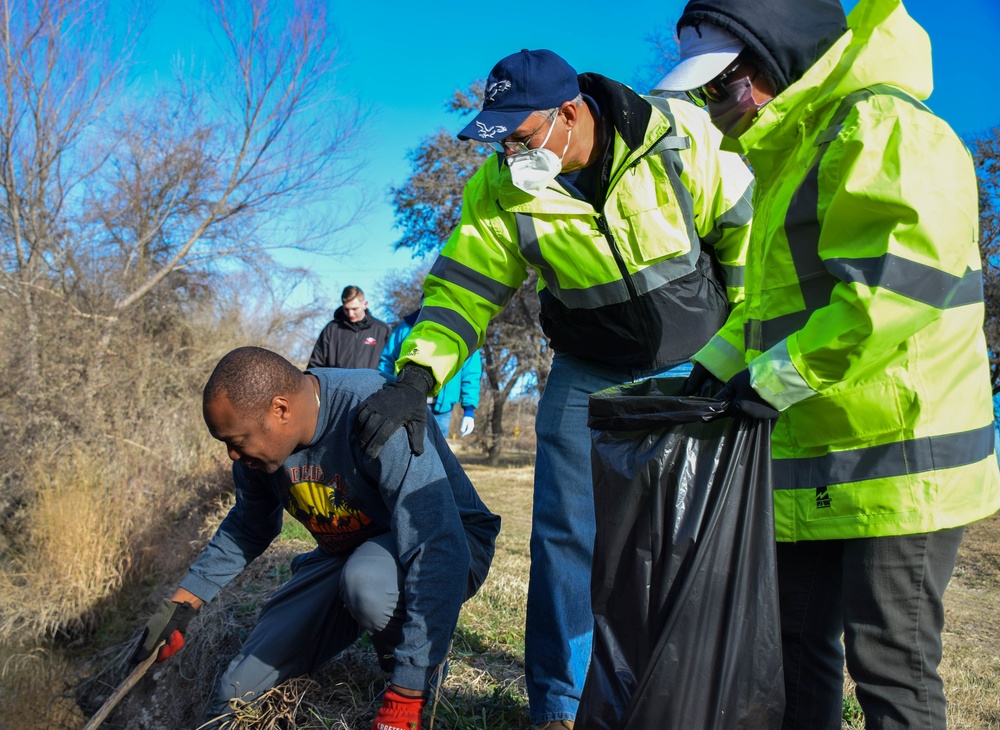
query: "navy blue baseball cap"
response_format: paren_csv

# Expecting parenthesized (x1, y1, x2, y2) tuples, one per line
(457, 49, 580, 142)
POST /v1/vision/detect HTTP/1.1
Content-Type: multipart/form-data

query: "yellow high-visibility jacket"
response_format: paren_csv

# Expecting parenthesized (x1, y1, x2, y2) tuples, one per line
(397, 74, 754, 391)
(695, 0, 1000, 540)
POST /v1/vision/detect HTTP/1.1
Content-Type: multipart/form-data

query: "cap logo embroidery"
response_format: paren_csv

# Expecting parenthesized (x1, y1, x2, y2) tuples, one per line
(475, 120, 507, 139)
(484, 79, 511, 104)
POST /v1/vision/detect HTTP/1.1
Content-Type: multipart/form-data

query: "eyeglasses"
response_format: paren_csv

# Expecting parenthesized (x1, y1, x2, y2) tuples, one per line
(489, 109, 558, 154)
(686, 58, 755, 108)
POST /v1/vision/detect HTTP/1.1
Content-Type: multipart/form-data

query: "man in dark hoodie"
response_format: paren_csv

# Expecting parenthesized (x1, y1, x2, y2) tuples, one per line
(657, 1, 1000, 728)
(308, 285, 391, 370)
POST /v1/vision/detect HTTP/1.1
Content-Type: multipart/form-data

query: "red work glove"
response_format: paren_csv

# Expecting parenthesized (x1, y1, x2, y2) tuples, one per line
(371, 688, 426, 730)
(132, 598, 197, 663)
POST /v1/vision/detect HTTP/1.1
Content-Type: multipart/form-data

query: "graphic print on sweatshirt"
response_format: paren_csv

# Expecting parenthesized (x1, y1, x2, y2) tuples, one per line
(283, 465, 380, 553)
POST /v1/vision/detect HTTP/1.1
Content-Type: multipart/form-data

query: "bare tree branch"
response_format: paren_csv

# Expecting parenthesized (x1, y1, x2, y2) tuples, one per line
(970, 126, 1000, 396)
(103, 0, 365, 311)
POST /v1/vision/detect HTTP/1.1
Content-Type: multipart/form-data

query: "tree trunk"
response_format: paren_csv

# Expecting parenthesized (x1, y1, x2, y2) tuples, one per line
(21, 283, 40, 392)
(487, 390, 506, 466)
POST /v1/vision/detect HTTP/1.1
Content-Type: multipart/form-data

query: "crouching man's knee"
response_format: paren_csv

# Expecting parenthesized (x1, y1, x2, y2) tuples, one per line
(340, 534, 404, 633)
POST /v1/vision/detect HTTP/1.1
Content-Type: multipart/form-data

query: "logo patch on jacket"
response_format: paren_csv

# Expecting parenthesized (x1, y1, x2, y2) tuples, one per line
(364, 337, 378, 346)
(815, 487, 831, 509)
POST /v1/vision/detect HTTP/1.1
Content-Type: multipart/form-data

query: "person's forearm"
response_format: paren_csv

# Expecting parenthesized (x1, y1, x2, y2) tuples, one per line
(169, 586, 205, 610)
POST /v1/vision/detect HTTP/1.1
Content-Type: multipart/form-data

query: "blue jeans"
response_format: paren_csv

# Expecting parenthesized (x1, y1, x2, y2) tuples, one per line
(433, 410, 452, 439)
(526, 352, 691, 724)
(776, 528, 964, 730)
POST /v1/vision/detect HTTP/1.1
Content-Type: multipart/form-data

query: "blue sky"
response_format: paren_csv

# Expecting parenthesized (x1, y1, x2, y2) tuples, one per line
(141, 0, 1000, 320)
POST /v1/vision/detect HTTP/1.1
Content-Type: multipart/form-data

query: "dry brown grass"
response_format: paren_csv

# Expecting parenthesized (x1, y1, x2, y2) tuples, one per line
(939, 512, 1000, 729)
(842, 512, 1000, 729)
(7, 442, 999, 730)
(0, 273, 317, 728)
(1, 450, 141, 641)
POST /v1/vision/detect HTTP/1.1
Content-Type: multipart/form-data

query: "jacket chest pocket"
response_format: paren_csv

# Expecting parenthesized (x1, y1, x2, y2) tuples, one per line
(613, 202, 693, 267)
(784, 380, 909, 450)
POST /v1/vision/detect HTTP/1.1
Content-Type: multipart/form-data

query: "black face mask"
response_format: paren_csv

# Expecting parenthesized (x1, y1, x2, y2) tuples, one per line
(707, 74, 768, 138)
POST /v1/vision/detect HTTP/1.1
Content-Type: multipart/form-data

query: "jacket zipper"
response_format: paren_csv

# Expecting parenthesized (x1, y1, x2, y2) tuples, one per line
(591, 127, 679, 367)
(595, 212, 657, 364)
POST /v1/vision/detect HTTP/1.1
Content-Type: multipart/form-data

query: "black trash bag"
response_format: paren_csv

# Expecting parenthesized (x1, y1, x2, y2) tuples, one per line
(578, 377, 784, 730)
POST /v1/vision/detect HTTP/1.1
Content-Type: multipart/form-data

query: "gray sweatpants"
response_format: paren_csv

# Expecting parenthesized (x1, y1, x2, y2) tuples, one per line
(206, 532, 405, 722)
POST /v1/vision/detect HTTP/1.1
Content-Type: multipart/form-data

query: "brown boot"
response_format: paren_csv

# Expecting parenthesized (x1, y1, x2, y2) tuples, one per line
(532, 722, 575, 730)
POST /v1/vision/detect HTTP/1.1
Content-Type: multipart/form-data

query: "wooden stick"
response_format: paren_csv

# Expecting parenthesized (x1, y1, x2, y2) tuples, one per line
(82, 641, 164, 730)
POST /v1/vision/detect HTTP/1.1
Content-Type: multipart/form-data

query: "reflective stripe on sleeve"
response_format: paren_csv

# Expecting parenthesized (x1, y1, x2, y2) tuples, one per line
(428, 256, 519, 308)
(751, 339, 816, 410)
(825, 256, 983, 308)
(701, 180, 754, 249)
(418, 305, 480, 359)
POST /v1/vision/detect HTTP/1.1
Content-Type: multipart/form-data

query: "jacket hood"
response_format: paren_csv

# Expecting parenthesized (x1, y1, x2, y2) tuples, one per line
(725, 0, 933, 155)
(678, 0, 847, 94)
(579, 73, 654, 151)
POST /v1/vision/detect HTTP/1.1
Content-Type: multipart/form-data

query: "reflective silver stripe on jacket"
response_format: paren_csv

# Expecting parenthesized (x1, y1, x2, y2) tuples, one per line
(826, 256, 983, 308)
(428, 255, 519, 308)
(418, 305, 480, 359)
(515, 209, 703, 309)
(772, 423, 995, 490)
(744, 85, 977, 353)
(647, 95, 750, 290)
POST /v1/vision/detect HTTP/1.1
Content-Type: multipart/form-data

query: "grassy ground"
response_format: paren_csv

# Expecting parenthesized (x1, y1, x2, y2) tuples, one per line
(72, 447, 1000, 729)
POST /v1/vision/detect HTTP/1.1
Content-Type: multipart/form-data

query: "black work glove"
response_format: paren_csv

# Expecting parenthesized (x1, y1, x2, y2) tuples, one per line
(717, 369, 780, 420)
(133, 598, 198, 663)
(355, 364, 435, 459)
(680, 362, 723, 397)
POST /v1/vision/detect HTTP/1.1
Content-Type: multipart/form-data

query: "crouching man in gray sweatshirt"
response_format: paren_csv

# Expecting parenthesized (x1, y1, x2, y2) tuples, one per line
(134, 346, 500, 730)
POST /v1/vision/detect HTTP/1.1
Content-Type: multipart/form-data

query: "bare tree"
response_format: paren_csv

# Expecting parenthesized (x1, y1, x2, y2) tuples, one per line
(94, 0, 365, 314)
(0, 0, 145, 388)
(632, 23, 680, 95)
(970, 126, 1000, 395)
(0, 0, 366, 393)
(389, 80, 485, 259)
(378, 265, 430, 327)
(479, 270, 551, 464)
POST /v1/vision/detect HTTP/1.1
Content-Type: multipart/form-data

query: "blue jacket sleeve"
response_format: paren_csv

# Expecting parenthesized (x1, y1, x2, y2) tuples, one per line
(179, 464, 284, 603)
(459, 350, 482, 410)
(379, 320, 412, 377)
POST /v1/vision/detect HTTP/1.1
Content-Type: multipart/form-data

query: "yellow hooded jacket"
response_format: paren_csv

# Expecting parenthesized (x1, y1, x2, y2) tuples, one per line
(694, 0, 1000, 540)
